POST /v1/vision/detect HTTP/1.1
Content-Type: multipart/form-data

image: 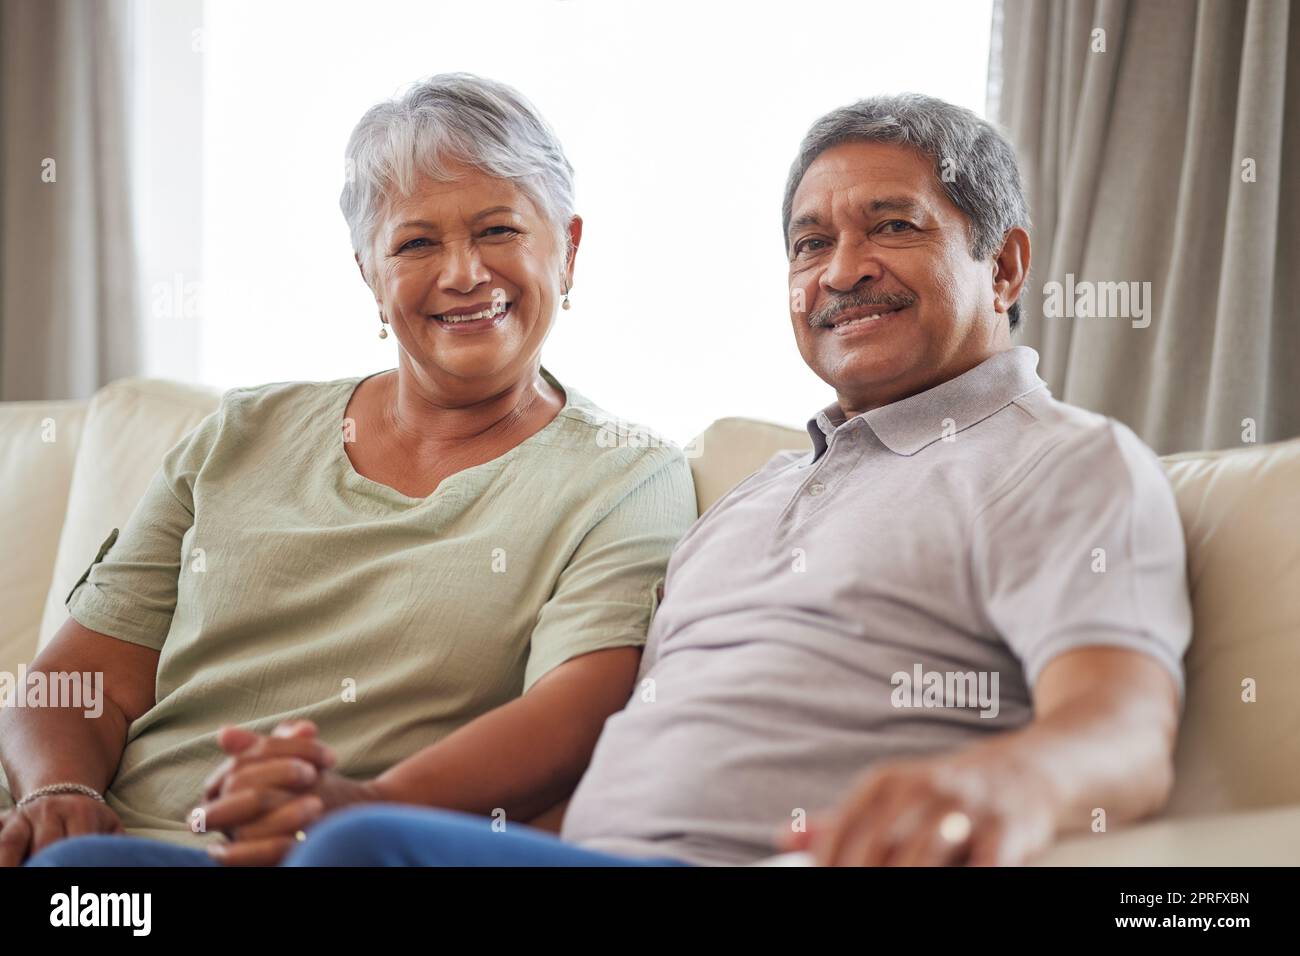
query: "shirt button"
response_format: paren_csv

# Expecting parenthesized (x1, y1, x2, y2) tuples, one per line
(808, 482, 825, 496)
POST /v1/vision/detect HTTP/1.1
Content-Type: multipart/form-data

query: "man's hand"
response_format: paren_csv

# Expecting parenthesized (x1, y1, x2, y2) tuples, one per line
(0, 795, 124, 867)
(779, 753, 1057, 866)
(198, 720, 376, 866)
(780, 649, 1180, 866)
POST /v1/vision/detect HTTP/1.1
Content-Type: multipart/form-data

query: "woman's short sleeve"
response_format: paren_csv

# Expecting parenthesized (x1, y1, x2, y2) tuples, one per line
(522, 448, 698, 692)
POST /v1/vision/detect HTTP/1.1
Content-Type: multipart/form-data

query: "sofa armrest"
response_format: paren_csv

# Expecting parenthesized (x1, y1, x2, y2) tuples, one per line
(1035, 803, 1300, 866)
(0, 397, 89, 677)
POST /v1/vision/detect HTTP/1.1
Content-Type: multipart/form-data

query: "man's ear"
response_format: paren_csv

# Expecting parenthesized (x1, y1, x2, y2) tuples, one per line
(563, 215, 584, 289)
(991, 226, 1030, 318)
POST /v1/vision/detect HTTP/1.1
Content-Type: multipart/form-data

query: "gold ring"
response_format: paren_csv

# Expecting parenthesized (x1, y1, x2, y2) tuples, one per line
(937, 811, 972, 845)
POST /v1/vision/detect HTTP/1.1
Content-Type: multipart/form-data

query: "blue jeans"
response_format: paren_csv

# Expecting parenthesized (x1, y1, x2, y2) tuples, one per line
(26, 806, 690, 867)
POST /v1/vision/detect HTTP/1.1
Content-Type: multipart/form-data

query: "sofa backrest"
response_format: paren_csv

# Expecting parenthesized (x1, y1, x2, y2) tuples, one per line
(36, 378, 220, 648)
(1159, 441, 1300, 817)
(687, 417, 812, 514)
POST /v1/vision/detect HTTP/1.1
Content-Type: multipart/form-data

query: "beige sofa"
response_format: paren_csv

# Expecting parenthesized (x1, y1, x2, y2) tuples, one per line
(2, 378, 1298, 865)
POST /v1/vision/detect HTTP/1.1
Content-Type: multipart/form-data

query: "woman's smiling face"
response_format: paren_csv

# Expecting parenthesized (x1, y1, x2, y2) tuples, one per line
(364, 162, 577, 399)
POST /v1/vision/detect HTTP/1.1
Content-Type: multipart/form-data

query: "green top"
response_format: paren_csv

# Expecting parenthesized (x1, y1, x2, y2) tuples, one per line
(22, 369, 697, 845)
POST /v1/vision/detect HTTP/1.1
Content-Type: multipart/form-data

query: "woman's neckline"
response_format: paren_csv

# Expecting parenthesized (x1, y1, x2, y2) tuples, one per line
(334, 365, 573, 505)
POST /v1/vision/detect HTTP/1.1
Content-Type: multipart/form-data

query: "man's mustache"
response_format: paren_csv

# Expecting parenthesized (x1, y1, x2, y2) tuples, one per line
(808, 290, 917, 328)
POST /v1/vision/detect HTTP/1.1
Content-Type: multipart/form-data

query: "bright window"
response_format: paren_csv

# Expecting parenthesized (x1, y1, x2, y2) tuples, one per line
(183, 0, 994, 443)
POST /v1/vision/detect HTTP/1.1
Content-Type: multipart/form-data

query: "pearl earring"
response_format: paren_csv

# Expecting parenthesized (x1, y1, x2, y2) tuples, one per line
(378, 314, 388, 339)
(561, 286, 571, 311)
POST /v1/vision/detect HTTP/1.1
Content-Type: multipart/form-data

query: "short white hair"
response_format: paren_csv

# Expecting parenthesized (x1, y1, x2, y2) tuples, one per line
(341, 72, 576, 271)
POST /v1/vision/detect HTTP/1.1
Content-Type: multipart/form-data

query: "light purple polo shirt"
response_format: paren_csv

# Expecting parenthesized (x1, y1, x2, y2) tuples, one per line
(561, 346, 1192, 866)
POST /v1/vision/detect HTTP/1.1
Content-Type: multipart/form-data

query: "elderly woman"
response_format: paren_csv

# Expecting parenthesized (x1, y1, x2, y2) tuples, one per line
(0, 73, 696, 866)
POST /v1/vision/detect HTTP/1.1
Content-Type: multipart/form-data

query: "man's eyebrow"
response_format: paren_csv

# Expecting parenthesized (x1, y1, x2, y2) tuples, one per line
(788, 211, 824, 237)
(866, 196, 926, 217)
(788, 196, 927, 240)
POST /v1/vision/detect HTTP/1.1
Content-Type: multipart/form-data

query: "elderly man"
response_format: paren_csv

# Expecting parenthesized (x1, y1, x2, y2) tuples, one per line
(50, 92, 1191, 868)
(556, 94, 1190, 867)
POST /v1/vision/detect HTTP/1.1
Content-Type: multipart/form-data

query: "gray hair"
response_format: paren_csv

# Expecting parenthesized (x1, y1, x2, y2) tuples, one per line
(341, 72, 576, 274)
(782, 93, 1030, 331)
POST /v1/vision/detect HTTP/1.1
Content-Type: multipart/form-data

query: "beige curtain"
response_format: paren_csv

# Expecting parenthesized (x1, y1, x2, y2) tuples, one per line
(0, 0, 140, 401)
(992, 0, 1299, 454)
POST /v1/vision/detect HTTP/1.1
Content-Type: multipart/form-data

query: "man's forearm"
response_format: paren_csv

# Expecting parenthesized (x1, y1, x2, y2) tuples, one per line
(955, 690, 1176, 835)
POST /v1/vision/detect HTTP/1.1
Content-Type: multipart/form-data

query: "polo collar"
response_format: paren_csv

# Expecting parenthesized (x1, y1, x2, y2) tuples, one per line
(805, 346, 1048, 459)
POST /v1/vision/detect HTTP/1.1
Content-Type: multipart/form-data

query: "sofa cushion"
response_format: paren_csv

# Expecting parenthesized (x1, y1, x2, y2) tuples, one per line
(37, 378, 220, 649)
(0, 399, 88, 677)
(688, 419, 1300, 817)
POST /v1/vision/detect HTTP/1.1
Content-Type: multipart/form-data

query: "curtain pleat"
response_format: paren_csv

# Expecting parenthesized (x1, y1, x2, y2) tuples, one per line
(993, 0, 1297, 454)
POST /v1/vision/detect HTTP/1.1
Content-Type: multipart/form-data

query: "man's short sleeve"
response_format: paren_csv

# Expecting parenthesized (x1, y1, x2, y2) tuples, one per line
(523, 449, 698, 692)
(971, 420, 1192, 700)
(65, 405, 225, 651)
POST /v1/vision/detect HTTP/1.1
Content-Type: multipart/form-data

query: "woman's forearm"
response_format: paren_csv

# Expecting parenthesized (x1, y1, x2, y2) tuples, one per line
(0, 619, 158, 800)
(0, 701, 128, 798)
(369, 646, 640, 822)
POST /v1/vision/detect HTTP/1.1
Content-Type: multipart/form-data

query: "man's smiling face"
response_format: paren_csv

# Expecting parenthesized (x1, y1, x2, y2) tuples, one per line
(787, 140, 1008, 414)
